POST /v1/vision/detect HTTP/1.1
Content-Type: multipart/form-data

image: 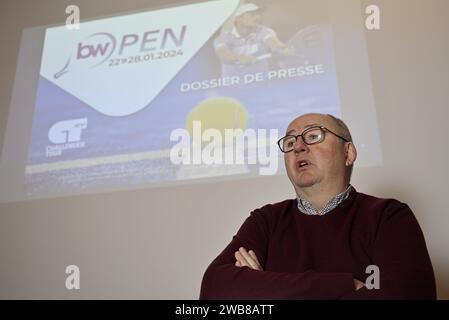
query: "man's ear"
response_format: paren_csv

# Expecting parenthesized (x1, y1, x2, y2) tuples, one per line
(345, 142, 357, 166)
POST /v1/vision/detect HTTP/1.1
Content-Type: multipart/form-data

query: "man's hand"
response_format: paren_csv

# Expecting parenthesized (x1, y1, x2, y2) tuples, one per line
(234, 247, 263, 271)
(353, 278, 365, 291)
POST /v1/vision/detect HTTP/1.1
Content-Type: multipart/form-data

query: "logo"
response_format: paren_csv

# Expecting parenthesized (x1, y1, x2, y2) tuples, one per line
(48, 118, 87, 144)
(46, 118, 87, 157)
(39, 0, 241, 117)
(54, 28, 187, 78)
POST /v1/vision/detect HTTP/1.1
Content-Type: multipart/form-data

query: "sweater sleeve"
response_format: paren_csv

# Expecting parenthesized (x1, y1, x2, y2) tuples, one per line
(341, 203, 436, 300)
(200, 209, 355, 299)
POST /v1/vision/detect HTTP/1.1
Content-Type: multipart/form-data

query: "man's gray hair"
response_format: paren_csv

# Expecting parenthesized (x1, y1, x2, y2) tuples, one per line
(327, 114, 354, 181)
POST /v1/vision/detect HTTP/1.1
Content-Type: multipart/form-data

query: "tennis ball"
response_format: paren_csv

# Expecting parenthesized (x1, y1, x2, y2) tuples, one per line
(186, 97, 248, 141)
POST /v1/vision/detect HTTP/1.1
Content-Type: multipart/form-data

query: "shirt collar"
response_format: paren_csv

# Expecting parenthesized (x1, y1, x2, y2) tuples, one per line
(297, 185, 353, 216)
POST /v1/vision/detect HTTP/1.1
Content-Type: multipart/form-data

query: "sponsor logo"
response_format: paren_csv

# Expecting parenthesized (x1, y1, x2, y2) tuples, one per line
(54, 27, 186, 78)
(46, 118, 87, 157)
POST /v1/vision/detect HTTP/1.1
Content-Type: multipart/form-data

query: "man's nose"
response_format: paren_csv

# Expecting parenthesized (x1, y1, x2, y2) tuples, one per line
(293, 137, 308, 154)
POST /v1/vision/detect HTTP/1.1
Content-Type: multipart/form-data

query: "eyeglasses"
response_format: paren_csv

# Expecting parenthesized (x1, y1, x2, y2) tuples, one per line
(277, 126, 349, 153)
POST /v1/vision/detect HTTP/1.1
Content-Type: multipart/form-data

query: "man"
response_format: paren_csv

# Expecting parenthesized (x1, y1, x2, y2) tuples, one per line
(200, 113, 436, 299)
(214, 3, 290, 78)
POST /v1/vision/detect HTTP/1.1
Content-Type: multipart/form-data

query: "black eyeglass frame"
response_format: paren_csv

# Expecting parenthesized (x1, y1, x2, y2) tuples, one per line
(277, 126, 349, 153)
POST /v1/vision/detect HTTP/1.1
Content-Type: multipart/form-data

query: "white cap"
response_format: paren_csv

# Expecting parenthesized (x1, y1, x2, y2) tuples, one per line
(234, 3, 260, 17)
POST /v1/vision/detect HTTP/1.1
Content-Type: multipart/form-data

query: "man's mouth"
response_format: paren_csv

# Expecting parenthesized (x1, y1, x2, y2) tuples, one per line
(296, 160, 310, 169)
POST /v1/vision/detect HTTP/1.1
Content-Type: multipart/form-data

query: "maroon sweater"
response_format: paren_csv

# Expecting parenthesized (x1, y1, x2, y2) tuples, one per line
(200, 189, 436, 299)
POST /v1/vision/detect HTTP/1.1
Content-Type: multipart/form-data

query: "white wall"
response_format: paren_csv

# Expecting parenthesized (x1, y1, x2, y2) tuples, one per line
(0, 0, 448, 299)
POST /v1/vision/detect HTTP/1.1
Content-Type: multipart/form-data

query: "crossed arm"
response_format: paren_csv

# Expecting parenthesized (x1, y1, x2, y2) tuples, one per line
(234, 247, 365, 291)
(199, 208, 361, 300)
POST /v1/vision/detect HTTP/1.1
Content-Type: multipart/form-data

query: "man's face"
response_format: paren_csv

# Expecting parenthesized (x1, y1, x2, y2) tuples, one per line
(239, 11, 261, 28)
(283, 114, 349, 192)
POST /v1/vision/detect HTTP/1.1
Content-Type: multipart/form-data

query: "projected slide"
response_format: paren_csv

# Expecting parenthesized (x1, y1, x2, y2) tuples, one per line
(0, 0, 382, 202)
(5, 0, 381, 200)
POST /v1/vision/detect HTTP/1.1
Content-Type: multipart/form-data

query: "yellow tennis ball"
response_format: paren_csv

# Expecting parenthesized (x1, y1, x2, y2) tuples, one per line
(187, 97, 248, 141)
